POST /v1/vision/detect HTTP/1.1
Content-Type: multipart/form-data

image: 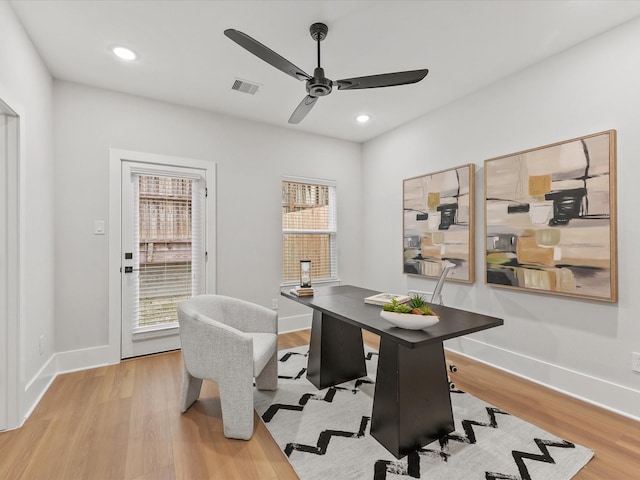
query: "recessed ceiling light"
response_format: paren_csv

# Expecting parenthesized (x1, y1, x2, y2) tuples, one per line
(112, 46, 137, 61)
(356, 114, 371, 123)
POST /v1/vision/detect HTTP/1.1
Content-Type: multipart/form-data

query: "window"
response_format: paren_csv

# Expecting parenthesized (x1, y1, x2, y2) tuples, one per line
(282, 177, 337, 284)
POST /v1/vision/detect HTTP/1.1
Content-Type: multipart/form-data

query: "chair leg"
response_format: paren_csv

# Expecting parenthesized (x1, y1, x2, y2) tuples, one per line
(255, 351, 278, 391)
(218, 377, 254, 440)
(180, 367, 203, 413)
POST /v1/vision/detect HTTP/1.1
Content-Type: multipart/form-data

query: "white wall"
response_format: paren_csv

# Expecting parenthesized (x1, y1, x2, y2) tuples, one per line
(0, 0, 56, 428)
(362, 17, 640, 418)
(53, 81, 363, 356)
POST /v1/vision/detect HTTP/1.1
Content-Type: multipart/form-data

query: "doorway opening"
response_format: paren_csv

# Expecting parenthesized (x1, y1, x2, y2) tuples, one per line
(0, 98, 20, 431)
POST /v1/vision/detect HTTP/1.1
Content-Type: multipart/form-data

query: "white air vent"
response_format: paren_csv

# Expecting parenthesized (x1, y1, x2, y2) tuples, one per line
(232, 78, 261, 95)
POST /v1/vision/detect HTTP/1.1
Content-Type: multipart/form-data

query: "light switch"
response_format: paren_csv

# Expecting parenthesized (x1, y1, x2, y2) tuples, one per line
(94, 220, 105, 235)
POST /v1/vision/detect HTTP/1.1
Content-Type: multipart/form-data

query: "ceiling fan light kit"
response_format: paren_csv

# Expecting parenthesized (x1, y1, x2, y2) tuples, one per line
(224, 22, 428, 124)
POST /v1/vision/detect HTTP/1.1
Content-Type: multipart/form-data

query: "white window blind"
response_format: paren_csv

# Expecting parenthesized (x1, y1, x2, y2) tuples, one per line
(282, 177, 337, 284)
(132, 173, 205, 330)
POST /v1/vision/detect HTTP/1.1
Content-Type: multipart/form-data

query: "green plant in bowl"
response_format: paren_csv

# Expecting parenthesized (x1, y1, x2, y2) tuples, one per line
(382, 295, 434, 315)
(380, 293, 440, 330)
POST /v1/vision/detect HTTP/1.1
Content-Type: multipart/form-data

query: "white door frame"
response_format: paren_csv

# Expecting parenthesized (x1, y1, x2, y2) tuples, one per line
(108, 149, 216, 363)
(0, 90, 23, 431)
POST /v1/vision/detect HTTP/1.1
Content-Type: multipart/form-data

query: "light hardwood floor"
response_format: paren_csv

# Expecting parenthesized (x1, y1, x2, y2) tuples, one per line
(1, 329, 638, 479)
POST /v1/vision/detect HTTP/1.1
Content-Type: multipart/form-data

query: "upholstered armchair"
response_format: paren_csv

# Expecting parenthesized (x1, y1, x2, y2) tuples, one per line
(177, 294, 278, 440)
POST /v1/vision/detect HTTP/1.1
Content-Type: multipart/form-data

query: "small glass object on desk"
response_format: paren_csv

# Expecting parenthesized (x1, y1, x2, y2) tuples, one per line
(300, 260, 312, 288)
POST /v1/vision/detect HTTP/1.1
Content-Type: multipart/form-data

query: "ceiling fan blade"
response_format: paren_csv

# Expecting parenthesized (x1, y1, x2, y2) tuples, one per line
(288, 95, 318, 124)
(335, 69, 429, 90)
(224, 29, 311, 81)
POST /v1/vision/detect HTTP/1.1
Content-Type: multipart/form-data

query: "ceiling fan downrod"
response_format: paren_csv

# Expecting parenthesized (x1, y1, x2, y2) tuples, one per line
(310, 22, 327, 67)
(308, 23, 332, 97)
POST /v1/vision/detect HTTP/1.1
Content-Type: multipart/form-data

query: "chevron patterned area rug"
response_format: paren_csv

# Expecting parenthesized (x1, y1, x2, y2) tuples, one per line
(254, 345, 593, 480)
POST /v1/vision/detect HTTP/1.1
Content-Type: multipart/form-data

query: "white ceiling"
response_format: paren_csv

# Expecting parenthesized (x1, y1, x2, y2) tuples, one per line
(9, 0, 640, 142)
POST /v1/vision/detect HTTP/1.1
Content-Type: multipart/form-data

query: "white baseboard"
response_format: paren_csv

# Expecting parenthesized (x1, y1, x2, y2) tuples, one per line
(22, 354, 57, 424)
(55, 344, 115, 374)
(278, 313, 312, 334)
(20, 344, 117, 428)
(446, 336, 640, 421)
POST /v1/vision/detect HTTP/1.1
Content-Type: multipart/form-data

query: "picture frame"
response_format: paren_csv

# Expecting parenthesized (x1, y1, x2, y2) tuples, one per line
(484, 130, 617, 302)
(403, 164, 475, 283)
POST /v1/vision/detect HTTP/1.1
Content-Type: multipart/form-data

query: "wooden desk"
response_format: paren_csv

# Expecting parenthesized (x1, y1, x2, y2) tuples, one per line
(281, 284, 503, 458)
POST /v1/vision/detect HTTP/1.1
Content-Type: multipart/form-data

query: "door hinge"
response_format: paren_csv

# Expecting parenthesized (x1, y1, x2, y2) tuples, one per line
(205, 251, 208, 261)
(205, 187, 208, 197)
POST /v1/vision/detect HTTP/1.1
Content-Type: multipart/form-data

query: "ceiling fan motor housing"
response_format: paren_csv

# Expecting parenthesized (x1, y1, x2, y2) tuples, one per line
(307, 67, 333, 97)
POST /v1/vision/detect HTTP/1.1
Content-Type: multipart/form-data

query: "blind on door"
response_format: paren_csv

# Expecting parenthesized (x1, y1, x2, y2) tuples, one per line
(132, 173, 205, 330)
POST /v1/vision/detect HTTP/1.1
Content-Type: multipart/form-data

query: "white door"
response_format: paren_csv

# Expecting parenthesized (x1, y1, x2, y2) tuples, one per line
(121, 161, 207, 358)
(0, 112, 8, 430)
(0, 101, 18, 431)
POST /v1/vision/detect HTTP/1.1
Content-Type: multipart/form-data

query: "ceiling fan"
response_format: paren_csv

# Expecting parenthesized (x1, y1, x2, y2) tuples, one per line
(224, 23, 429, 124)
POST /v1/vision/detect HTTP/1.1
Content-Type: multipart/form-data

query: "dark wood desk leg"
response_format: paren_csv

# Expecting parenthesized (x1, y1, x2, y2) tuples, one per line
(370, 338, 454, 458)
(307, 310, 367, 389)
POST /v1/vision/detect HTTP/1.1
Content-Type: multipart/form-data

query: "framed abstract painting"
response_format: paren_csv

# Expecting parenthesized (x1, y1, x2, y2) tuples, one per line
(403, 164, 475, 283)
(484, 130, 617, 302)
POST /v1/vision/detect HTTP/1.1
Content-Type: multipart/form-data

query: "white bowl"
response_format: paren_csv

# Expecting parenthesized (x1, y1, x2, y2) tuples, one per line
(380, 310, 440, 330)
